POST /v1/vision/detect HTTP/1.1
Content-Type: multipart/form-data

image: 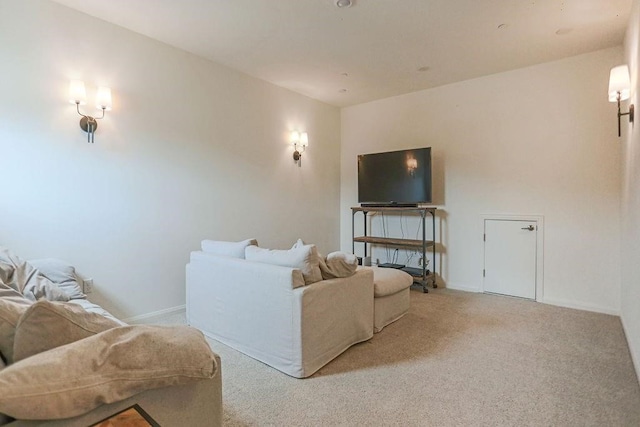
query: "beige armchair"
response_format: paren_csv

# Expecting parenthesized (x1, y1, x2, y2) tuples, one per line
(6, 356, 222, 426)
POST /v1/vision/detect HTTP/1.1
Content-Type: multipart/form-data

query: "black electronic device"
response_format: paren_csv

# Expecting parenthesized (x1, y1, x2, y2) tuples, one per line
(360, 202, 419, 208)
(358, 147, 432, 206)
(378, 263, 406, 269)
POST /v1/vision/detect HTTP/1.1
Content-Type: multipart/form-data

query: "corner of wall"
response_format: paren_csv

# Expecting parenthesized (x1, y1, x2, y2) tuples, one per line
(620, 0, 640, 385)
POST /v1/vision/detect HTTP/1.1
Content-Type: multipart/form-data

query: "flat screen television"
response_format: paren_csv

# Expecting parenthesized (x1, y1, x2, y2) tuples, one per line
(358, 147, 432, 206)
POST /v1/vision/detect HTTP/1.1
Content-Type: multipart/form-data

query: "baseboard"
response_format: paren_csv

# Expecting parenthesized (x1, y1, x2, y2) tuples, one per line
(445, 283, 481, 293)
(621, 311, 640, 385)
(443, 286, 619, 316)
(542, 297, 619, 316)
(123, 304, 186, 324)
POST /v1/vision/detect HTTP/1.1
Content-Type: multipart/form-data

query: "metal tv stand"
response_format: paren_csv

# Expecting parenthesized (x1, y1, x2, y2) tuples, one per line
(351, 206, 437, 293)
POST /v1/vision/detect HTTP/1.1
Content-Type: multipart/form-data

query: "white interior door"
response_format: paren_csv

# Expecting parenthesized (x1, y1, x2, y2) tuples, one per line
(484, 219, 537, 300)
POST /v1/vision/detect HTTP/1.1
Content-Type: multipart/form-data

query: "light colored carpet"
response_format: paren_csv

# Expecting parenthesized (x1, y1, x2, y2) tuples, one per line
(142, 289, 640, 426)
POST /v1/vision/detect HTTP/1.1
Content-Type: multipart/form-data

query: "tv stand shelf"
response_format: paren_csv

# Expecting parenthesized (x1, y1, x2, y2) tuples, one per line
(351, 206, 437, 293)
(352, 236, 434, 249)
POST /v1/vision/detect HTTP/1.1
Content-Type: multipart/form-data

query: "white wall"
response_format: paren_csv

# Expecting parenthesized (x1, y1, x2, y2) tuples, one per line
(341, 48, 623, 314)
(0, 0, 341, 319)
(621, 0, 640, 383)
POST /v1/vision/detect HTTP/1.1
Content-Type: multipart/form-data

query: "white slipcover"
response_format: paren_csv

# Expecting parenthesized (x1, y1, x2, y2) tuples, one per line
(186, 251, 374, 378)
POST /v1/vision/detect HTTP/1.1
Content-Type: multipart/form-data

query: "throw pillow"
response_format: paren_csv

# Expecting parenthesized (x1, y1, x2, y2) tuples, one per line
(320, 251, 359, 280)
(0, 325, 217, 420)
(292, 241, 358, 280)
(0, 247, 30, 292)
(0, 286, 32, 364)
(245, 244, 323, 285)
(292, 238, 305, 249)
(12, 300, 121, 363)
(0, 247, 69, 302)
(21, 274, 70, 303)
(28, 258, 85, 300)
(201, 238, 258, 258)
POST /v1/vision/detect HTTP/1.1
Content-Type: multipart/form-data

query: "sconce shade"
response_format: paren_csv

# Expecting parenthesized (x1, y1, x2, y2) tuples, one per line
(608, 65, 631, 102)
(69, 80, 87, 105)
(96, 86, 112, 111)
(290, 131, 300, 145)
(68, 80, 113, 143)
(300, 132, 308, 147)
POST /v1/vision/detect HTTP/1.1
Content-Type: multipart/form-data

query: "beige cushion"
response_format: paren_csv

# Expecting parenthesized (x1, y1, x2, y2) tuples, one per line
(201, 238, 258, 258)
(246, 244, 323, 285)
(12, 300, 121, 363)
(0, 286, 31, 364)
(364, 266, 414, 297)
(0, 325, 217, 420)
(320, 251, 358, 279)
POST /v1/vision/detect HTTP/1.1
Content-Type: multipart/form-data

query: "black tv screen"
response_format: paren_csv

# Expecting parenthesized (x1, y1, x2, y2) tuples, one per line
(358, 147, 432, 205)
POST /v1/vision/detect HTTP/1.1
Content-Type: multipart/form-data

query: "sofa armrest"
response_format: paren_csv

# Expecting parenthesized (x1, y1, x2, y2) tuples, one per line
(6, 354, 222, 427)
(186, 253, 305, 360)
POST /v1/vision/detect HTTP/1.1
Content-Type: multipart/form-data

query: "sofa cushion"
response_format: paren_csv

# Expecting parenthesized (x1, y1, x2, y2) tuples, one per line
(201, 238, 258, 259)
(320, 251, 358, 280)
(0, 286, 31, 364)
(12, 300, 121, 363)
(28, 258, 85, 300)
(0, 325, 217, 420)
(68, 298, 126, 326)
(246, 244, 323, 285)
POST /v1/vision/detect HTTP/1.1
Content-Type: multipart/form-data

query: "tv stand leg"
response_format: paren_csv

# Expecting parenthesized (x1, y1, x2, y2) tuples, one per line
(411, 281, 429, 293)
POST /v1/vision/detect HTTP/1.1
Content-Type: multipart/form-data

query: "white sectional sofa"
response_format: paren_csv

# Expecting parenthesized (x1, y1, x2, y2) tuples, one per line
(186, 246, 375, 378)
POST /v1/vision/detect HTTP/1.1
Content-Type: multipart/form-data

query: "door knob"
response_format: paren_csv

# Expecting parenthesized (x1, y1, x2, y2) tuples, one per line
(521, 225, 534, 231)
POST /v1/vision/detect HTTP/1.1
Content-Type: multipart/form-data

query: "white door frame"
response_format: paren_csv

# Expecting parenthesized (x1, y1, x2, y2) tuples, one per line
(480, 214, 544, 302)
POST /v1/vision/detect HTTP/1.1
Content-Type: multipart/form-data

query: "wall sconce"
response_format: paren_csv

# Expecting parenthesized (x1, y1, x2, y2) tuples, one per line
(608, 65, 634, 137)
(69, 80, 112, 143)
(291, 131, 309, 166)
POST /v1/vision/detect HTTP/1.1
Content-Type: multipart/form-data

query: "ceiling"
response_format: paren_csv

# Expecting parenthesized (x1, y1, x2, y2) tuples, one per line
(52, 0, 631, 107)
